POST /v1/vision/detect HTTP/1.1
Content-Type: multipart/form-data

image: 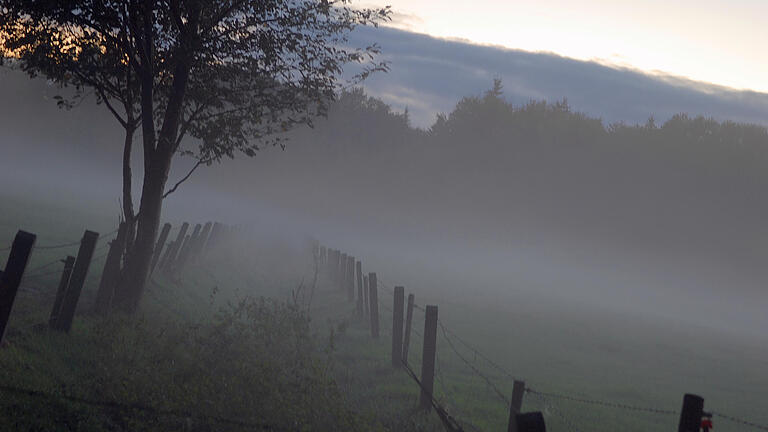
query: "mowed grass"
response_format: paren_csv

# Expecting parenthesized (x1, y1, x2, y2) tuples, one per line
(2, 192, 767, 432)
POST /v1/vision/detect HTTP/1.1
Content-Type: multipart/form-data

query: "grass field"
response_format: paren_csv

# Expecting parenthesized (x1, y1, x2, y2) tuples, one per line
(1, 193, 767, 431)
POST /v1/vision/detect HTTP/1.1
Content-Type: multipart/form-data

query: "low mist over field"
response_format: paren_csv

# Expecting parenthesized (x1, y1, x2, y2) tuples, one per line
(4, 63, 768, 337)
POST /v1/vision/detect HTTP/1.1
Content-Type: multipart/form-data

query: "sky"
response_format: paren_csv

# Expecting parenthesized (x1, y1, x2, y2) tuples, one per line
(365, 0, 768, 94)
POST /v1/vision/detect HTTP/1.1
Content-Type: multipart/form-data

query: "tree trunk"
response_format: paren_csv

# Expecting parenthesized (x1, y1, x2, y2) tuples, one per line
(122, 125, 137, 255)
(113, 152, 172, 313)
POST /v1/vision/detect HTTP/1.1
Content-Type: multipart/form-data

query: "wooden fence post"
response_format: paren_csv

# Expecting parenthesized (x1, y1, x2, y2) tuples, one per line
(392, 286, 405, 368)
(507, 380, 527, 432)
(402, 293, 415, 364)
(363, 275, 369, 317)
(205, 222, 223, 255)
(94, 222, 128, 314)
(678, 394, 704, 432)
(0, 231, 36, 344)
(175, 223, 201, 272)
(49, 256, 75, 328)
(52, 230, 99, 333)
(171, 234, 190, 272)
(515, 412, 546, 432)
(356, 260, 363, 315)
(347, 256, 355, 302)
(319, 246, 327, 268)
(369, 272, 379, 338)
(419, 304, 438, 410)
(149, 223, 172, 275)
(191, 221, 212, 261)
(162, 222, 188, 271)
(339, 253, 347, 289)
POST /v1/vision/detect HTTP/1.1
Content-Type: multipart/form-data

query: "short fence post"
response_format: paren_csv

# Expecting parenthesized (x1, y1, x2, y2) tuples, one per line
(176, 223, 201, 270)
(392, 286, 405, 368)
(515, 412, 546, 432)
(355, 260, 363, 315)
(369, 272, 379, 338)
(347, 256, 355, 302)
(0, 230, 36, 344)
(419, 304, 438, 410)
(363, 275, 370, 317)
(171, 234, 190, 273)
(402, 293, 415, 364)
(191, 221, 212, 261)
(339, 253, 347, 289)
(149, 223, 172, 275)
(94, 222, 128, 314)
(319, 246, 327, 269)
(52, 230, 99, 333)
(678, 394, 704, 432)
(163, 222, 189, 271)
(507, 380, 527, 432)
(49, 256, 75, 328)
(205, 222, 223, 255)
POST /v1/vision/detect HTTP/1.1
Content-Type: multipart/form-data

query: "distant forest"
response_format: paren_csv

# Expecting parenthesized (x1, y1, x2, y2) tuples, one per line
(219, 80, 768, 279)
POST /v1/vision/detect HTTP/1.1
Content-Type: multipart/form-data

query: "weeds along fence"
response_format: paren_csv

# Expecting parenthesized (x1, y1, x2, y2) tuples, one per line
(2, 225, 767, 432)
(314, 242, 768, 432)
(0, 222, 261, 427)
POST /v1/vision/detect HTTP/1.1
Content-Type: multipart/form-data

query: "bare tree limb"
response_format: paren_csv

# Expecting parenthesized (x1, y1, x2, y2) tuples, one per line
(162, 158, 206, 199)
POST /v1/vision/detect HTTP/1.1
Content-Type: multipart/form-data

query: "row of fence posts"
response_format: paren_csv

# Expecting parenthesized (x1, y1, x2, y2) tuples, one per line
(314, 243, 719, 432)
(0, 221, 236, 344)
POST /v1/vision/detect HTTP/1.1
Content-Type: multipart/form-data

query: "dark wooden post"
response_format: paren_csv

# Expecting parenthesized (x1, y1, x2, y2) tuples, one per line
(339, 253, 347, 289)
(363, 275, 370, 317)
(149, 222, 172, 275)
(176, 223, 201, 272)
(163, 222, 188, 271)
(319, 246, 327, 268)
(52, 230, 98, 333)
(49, 256, 75, 328)
(678, 394, 704, 432)
(507, 380, 527, 432)
(392, 286, 405, 368)
(515, 412, 546, 432)
(402, 293, 415, 364)
(192, 222, 212, 261)
(205, 222, 223, 255)
(347, 256, 355, 302)
(369, 272, 379, 338)
(94, 222, 128, 314)
(355, 260, 363, 315)
(0, 231, 36, 344)
(419, 304, 438, 410)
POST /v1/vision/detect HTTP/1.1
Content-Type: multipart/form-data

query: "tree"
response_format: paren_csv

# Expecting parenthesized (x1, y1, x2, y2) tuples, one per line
(0, 0, 390, 312)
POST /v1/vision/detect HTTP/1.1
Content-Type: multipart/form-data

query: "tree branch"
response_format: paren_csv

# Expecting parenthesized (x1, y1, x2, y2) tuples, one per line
(162, 158, 206, 198)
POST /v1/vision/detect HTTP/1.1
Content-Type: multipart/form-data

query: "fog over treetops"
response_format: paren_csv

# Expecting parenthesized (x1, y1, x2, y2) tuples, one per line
(3, 67, 768, 337)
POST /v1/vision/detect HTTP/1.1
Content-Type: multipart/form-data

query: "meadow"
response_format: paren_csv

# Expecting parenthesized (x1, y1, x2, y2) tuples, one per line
(1, 192, 767, 431)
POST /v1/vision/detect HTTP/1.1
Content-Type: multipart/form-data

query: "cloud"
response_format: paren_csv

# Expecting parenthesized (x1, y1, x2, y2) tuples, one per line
(350, 26, 768, 128)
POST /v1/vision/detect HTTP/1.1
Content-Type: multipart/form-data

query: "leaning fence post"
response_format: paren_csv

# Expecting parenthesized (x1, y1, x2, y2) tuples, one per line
(369, 272, 379, 338)
(392, 286, 405, 368)
(507, 380, 527, 432)
(363, 275, 370, 317)
(356, 260, 363, 315)
(515, 412, 546, 432)
(149, 223, 172, 275)
(52, 230, 99, 332)
(419, 304, 438, 410)
(49, 256, 75, 328)
(678, 394, 704, 432)
(0, 231, 36, 345)
(163, 222, 189, 271)
(402, 293, 415, 364)
(94, 222, 128, 314)
(347, 256, 355, 302)
(339, 253, 347, 289)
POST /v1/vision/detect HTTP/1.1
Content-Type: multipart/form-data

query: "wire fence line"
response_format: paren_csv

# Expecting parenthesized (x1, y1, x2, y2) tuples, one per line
(362, 270, 768, 432)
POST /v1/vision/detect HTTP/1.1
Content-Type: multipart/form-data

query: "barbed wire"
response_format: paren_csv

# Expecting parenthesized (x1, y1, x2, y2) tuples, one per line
(525, 388, 678, 416)
(525, 389, 582, 432)
(438, 321, 511, 407)
(0, 384, 283, 431)
(711, 411, 768, 431)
